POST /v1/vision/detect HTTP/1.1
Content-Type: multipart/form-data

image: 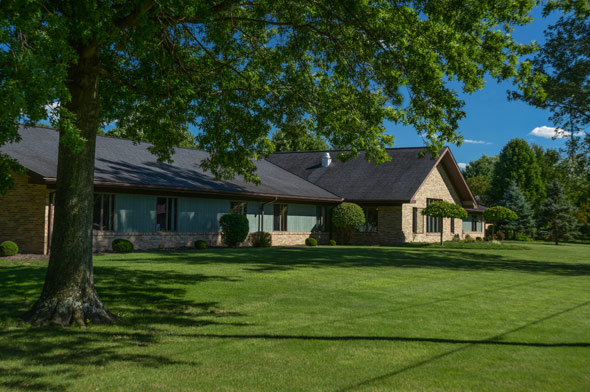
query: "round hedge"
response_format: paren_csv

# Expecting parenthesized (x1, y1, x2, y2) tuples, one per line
(112, 238, 134, 253)
(251, 231, 272, 248)
(328, 239, 337, 246)
(305, 237, 317, 247)
(332, 202, 365, 244)
(195, 240, 208, 250)
(219, 213, 249, 247)
(0, 241, 18, 257)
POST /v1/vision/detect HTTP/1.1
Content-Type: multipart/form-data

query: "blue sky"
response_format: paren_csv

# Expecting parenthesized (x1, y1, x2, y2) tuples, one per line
(387, 6, 568, 168)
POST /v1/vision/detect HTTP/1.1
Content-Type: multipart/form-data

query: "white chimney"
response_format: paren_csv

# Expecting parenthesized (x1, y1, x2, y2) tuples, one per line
(322, 152, 332, 167)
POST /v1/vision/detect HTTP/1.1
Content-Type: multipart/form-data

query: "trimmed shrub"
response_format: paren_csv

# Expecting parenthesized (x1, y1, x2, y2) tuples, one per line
(112, 238, 134, 253)
(219, 213, 249, 247)
(514, 233, 532, 242)
(305, 237, 318, 247)
(0, 241, 18, 257)
(452, 234, 461, 242)
(332, 202, 366, 244)
(195, 240, 208, 250)
(496, 232, 506, 241)
(328, 239, 337, 246)
(251, 231, 272, 248)
(475, 236, 483, 242)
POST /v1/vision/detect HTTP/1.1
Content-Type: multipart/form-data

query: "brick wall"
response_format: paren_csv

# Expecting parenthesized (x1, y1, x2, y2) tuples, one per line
(0, 174, 49, 254)
(402, 165, 465, 243)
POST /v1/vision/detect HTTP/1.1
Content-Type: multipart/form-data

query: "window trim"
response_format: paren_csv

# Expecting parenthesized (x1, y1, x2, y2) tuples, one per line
(273, 203, 288, 232)
(156, 197, 178, 232)
(230, 201, 248, 216)
(93, 194, 115, 231)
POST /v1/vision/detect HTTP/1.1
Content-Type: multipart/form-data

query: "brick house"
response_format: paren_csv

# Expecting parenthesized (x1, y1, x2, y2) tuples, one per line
(0, 127, 485, 253)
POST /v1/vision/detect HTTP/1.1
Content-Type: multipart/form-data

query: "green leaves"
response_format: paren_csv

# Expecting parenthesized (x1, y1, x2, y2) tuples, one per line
(421, 201, 468, 219)
(483, 206, 518, 224)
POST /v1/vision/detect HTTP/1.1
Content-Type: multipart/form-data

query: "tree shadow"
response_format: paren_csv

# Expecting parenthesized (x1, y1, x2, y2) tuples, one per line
(0, 264, 248, 391)
(142, 247, 590, 276)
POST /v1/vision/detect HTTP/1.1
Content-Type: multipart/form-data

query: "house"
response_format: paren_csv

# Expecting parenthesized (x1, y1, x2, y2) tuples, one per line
(0, 126, 485, 254)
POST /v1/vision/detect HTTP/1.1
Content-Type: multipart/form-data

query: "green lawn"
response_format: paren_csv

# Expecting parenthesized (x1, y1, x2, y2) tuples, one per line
(1, 242, 589, 391)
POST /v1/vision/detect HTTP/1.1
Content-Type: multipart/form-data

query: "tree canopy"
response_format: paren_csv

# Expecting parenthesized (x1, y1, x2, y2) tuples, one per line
(0, 0, 542, 326)
(483, 205, 518, 241)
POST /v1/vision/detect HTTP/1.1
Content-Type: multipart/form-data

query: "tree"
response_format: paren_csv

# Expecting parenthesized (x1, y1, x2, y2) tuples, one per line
(421, 201, 467, 245)
(490, 139, 544, 208)
(531, 144, 560, 189)
(219, 214, 250, 247)
(483, 206, 518, 241)
(538, 180, 578, 245)
(102, 126, 197, 148)
(271, 129, 329, 152)
(466, 176, 492, 206)
(332, 202, 365, 245)
(1, 1, 540, 326)
(499, 181, 535, 238)
(463, 155, 498, 181)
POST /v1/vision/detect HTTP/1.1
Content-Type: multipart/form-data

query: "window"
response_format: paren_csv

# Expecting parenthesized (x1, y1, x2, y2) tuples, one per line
(93, 194, 115, 231)
(426, 198, 441, 233)
(358, 207, 378, 232)
(413, 207, 424, 234)
(315, 206, 327, 232)
(451, 217, 455, 233)
(230, 201, 248, 216)
(273, 204, 288, 231)
(156, 197, 177, 231)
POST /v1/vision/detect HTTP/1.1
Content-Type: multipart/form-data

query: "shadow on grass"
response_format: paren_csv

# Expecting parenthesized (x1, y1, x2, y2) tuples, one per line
(0, 264, 247, 391)
(128, 246, 590, 276)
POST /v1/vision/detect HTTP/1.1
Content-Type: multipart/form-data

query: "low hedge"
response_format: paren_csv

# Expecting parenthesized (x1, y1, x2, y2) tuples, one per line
(112, 238, 134, 253)
(195, 240, 208, 250)
(0, 241, 18, 256)
(328, 240, 337, 246)
(305, 237, 317, 247)
(251, 231, 272, 248)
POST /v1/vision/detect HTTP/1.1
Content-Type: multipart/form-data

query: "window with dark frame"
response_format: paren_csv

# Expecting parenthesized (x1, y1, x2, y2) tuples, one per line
(451, 217, 455, 233)
(230, 201, 248, 216)
(93, 194, 115, 231)
(315, 206, 327, 232)
(156, 197, 178, 232)
(426, 198, 442, 233)
(358, 207, 378, 232)
(273, 204, 288, 231)
(471, 215, 478, 232)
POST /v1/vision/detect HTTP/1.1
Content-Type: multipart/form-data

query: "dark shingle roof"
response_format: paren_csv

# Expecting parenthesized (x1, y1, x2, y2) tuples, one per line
(1, 126, 340, 201)
(266, 149, 443, 202)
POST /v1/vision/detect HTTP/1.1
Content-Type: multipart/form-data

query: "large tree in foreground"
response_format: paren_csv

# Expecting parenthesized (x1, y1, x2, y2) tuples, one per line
(1, 0, 539, 326)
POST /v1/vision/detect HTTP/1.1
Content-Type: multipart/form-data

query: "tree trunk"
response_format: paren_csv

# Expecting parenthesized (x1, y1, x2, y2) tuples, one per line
(22, 47, 116, 327)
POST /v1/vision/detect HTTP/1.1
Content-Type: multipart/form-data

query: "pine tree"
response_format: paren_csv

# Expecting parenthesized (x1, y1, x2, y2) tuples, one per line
(538, 180, 578, 245)
(500, 181, 536, 237)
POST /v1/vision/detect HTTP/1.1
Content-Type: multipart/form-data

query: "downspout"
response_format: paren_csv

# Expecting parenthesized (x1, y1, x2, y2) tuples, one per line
(260, 196, 278, 232)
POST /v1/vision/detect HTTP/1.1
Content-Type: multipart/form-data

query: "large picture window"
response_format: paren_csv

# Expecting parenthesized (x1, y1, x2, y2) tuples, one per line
(93, 194, 115, 231)
(426, 198, 441, 233)
(273, 204, 288, 231)
(358, 207, 378, 232)
(156, 197, 178, 232)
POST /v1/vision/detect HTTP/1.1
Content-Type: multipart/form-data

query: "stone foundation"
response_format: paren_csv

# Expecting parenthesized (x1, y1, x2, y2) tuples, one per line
(93, 230, 329, 251)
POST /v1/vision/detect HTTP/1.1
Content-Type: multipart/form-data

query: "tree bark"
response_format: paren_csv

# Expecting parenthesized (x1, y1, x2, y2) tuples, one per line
(22, 47, 116, 327)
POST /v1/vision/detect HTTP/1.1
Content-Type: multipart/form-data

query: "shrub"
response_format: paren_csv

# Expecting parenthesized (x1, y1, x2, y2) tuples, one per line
(112, 238, 134, 253)
(328, 239, 337, 246)
(305, 237, 318, 247)
(219, 213, 249, 247)
(475, 236, 483, 242)
(464, 234, 471, 241)
(514, 233, 532, 242)
(0, 241, 18, 256)
(332, 202, 366, 244)
(496, 232, 506, 241)
(251, 231, 272, 248)
(195, 240, 208, 250)
(452, 234, 461, 242)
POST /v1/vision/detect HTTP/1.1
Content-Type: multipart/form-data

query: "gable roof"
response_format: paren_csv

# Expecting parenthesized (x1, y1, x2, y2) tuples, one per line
(267, 148, 476, 205)
(1, 126, 341, 202)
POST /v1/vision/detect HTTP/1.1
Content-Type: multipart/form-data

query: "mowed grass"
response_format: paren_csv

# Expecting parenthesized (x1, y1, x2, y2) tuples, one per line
(1, 242, 589, 391)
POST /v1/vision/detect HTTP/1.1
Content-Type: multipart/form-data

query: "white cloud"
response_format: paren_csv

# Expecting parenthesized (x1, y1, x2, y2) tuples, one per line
(458, 162, 468, 170)
(464, 139, 492, 145)
(529, 125, 585, 139)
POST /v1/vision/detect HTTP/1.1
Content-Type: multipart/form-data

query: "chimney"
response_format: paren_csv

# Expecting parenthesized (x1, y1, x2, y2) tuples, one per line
(322, 152, 332, 167)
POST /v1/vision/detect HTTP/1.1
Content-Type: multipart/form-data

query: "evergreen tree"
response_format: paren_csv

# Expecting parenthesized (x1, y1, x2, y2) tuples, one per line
(490, 139, 544, 208)
(538, 180, 578, 245)
(500, 181, 536, 237)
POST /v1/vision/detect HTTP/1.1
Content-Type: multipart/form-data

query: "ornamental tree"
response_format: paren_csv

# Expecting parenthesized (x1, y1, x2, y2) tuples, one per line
(483, 206, 518, 241)
(219, 213, 249, 247)
(332, 202, 365, 245)
(1, 0, 540, 326)
(421, 201, 467, 245)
